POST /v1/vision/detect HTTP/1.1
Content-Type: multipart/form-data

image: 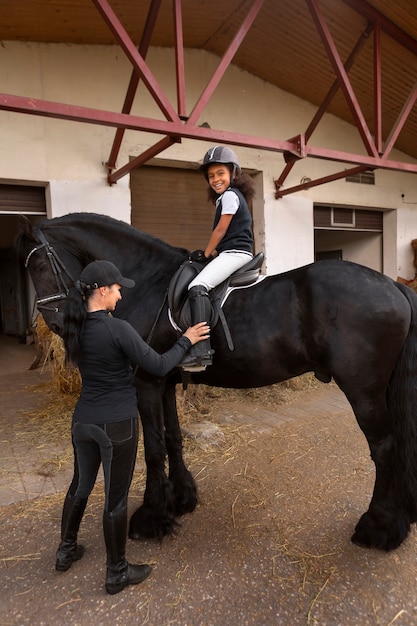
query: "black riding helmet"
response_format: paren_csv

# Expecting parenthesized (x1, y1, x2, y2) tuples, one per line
(200, 146, 241, 182)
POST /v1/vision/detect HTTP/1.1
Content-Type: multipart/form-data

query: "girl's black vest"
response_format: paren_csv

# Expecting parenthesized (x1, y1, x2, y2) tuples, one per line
(213, 187, 253, 254)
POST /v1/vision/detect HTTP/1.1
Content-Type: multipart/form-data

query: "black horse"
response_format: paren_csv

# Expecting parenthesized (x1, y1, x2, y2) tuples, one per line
(16, 212, 417, 551)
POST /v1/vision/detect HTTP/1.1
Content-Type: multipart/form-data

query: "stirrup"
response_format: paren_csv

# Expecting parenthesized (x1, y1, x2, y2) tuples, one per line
(181, 363, 208, 372)
(180, 352, 214, 372)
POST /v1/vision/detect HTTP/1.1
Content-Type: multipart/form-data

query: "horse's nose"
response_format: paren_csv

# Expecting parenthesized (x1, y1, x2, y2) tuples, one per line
(45, 312, 64, 337)
(50, 321, 63, 336)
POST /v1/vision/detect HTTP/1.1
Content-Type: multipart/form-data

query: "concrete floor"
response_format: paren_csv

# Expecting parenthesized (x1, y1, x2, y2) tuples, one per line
(0, 334, 72, 506)
(3, 334, 416, 626)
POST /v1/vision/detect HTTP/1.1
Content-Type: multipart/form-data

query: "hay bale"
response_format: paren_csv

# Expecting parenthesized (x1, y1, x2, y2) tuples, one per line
(412, 239, 417, 269)
(32, 315, 81, 396)
(29, 313, 53, 370)
(48, 333, 81, 396)
(396, 239, 417, 292)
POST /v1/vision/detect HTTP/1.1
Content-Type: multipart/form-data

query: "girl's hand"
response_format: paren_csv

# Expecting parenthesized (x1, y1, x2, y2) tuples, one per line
(184, 322, 210, 345)
(189, 250, 212, 264)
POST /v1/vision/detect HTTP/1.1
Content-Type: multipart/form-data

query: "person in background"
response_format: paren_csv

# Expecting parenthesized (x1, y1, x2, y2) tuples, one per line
(180, 145, 255, 371)
(56, 259, 209, 594)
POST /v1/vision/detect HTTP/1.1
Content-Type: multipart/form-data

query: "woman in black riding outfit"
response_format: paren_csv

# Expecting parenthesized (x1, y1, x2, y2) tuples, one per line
(55, 259, 209, 595)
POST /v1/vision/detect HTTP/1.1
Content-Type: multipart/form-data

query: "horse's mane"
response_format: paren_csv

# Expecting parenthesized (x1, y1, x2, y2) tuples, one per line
(41, 213, 189, 258)
(16, 213, 190, 286)
(16, 212, 194, 343)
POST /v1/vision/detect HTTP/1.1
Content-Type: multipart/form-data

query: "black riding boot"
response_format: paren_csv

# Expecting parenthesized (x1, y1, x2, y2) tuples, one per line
(103, 506, 152, 595)
(55, 494, 87, 571)
(180, 285, 214, 372)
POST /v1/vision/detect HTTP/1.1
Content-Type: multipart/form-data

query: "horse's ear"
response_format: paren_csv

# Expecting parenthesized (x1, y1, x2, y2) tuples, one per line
(17, 215, 34, 236)
(14, 216, 36, 260)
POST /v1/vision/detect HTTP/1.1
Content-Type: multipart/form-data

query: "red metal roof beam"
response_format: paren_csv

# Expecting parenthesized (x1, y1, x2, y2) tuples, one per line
(274, 24, 373, 190)
(106, 0, 163, 173)
(3, 92, 417, 181)
(282, 135, 306, 164)
(373, 22, 382, 153)
(173, 0, 187, 118)
(0, 93, 299, 154)
(108, 136, 179, 185)
(276, 165, 372, 198)
(92, 0, 179, 123)
(186, 0, 265, 126)
(382, 82, 417, 161)
(341, 0, 417, 58)
(306, 0, 378, 158)
(306, 143, 417, 173)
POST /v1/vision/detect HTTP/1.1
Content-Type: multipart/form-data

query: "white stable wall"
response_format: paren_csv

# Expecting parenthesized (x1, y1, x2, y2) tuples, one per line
(2, 42, 417, 278)
(47, 180, 131, 222)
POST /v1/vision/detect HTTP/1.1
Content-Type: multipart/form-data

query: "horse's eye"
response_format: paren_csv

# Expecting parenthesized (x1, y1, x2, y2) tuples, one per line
(35, 257, 49, 272)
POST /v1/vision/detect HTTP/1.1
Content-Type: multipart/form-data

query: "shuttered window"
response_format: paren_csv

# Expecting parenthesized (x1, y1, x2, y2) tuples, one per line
(0, 185, 46, 215)
(130, 165, 213, 250)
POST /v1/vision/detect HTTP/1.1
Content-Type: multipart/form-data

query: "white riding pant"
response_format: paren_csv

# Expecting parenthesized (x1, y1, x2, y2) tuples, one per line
(188, 250, 253, 291)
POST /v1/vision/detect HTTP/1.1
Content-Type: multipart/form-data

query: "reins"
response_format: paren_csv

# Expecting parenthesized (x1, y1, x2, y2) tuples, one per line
(144, 290, 169, 346)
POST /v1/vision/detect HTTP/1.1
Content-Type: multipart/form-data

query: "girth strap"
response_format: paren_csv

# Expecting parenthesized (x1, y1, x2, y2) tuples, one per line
(213, 297, 235, 351)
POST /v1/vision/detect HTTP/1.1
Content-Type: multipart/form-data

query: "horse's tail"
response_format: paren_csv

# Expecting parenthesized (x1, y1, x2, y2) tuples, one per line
(388, 282, 417, 522)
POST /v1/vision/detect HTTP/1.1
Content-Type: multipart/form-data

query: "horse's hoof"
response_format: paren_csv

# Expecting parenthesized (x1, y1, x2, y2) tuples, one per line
(129, 506, 178, 540)
(128, 529, 144, 541)
(173, 475, 198, 516)
(351, 510, 410, 551)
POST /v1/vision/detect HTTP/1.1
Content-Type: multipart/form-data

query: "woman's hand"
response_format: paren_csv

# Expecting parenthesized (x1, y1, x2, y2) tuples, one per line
(184, 322, 210, 345)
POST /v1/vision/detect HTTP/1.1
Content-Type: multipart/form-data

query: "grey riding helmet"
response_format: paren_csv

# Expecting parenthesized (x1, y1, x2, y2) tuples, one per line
(200, 146, 241, 181)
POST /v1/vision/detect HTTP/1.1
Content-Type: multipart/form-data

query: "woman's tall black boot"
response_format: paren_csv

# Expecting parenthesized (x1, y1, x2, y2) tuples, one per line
(55, 493, 87, 571)
(103, 506, 152, 595)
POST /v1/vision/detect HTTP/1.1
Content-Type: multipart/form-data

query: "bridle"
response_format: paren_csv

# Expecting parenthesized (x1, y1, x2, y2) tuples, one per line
(24, 228, 76, 313)
(23, 226, 167, 344)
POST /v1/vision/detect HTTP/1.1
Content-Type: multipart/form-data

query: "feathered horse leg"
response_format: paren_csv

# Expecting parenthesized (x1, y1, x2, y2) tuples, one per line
(163, 380, 198, 516)
(129, 380, 176, 539)
(351, 284, 417, 550)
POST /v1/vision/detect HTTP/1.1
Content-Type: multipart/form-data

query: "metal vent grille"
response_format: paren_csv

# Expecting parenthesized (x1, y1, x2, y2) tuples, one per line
(345, 170, 375, 185)
(314, 205, 382, 231)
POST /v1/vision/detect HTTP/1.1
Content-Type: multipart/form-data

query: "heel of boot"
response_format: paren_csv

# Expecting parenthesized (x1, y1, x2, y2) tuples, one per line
(105, 563, 152, 594)
(55, 543, 85, 571)
(56, 495, 87, 571)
